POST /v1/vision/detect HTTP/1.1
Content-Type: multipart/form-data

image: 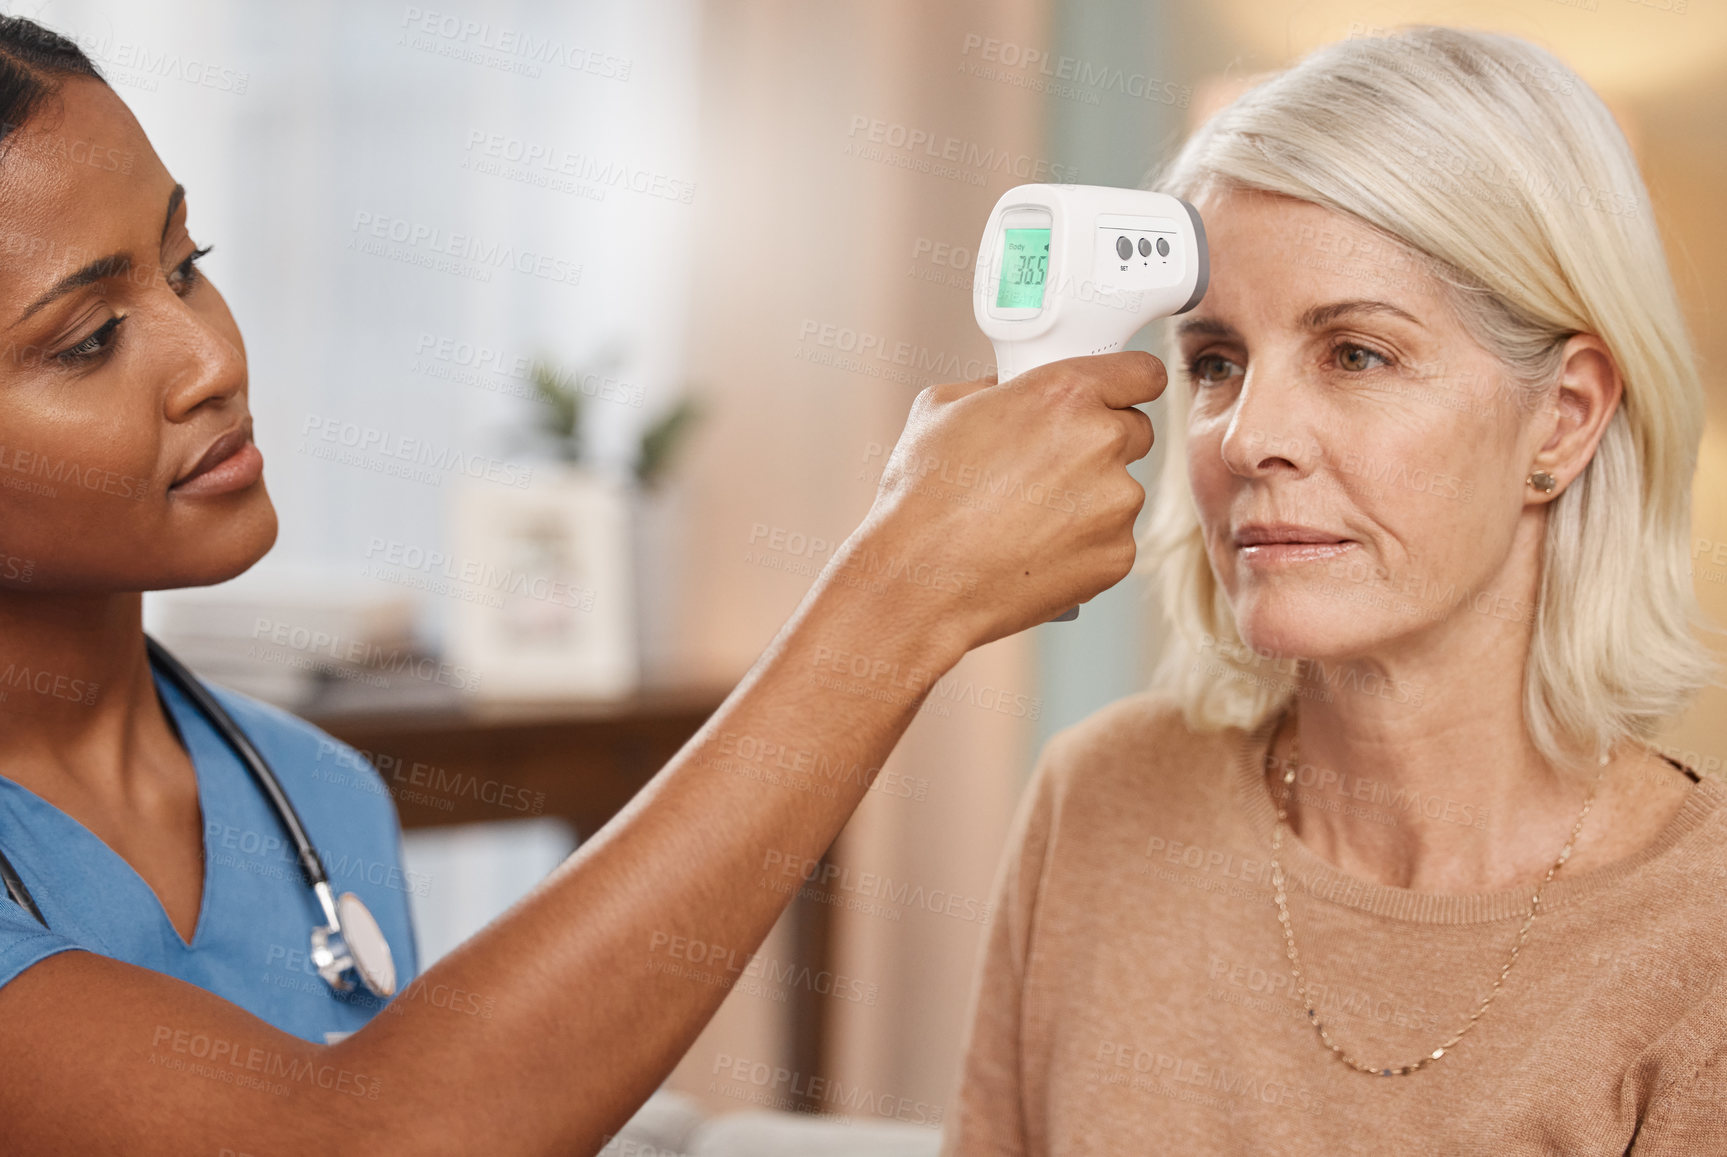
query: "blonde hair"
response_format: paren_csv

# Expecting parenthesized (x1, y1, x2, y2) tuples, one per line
(1141, 25, 1722, 769)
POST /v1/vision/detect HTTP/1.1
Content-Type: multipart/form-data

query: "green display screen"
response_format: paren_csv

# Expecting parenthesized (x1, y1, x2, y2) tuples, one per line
(996, 227, 1050, 309)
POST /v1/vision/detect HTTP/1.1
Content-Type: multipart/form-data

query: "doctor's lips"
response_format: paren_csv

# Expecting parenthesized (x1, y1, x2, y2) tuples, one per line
(1233, 521, 1356, 564)
(171, 421, 264, 496)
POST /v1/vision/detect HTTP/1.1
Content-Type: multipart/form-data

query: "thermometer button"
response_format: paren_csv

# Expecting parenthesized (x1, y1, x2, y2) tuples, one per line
(1115, 236, 1132, 260)
(1156, 236, 1171, 256)
(1138, 237, 1152, 257)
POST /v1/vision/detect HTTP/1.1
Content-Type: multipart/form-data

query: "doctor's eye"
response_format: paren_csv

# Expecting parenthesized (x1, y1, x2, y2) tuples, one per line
(56, 314, 126, 364)
(167, 245, 213, 297)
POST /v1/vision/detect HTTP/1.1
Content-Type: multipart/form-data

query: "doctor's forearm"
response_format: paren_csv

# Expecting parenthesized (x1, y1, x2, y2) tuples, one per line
(343, 534, 968, 1154)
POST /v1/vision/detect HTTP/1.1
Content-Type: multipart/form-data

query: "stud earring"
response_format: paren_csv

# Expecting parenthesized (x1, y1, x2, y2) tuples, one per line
(1527, 470, 1556, 494)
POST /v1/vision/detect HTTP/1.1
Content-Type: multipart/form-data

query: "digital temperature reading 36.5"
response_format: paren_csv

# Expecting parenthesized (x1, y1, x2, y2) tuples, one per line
(995, 227, 1051, 309)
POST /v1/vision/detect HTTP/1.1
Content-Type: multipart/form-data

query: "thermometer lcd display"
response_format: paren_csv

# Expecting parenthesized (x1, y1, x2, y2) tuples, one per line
(996, 227, 1051, 309)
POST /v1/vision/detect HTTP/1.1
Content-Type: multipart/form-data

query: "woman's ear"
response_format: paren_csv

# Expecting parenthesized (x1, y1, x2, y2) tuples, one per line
(1528, 334, 1622, 499)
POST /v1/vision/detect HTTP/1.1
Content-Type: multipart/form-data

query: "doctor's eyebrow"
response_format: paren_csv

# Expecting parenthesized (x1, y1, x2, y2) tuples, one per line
(11, 182, 187, 328)
(1173, 299, 1426, 343)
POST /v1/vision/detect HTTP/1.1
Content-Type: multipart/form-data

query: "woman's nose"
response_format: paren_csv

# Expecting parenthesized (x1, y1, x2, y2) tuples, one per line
(1217, 374, 1316, 479)
(161, 307, 246, 418)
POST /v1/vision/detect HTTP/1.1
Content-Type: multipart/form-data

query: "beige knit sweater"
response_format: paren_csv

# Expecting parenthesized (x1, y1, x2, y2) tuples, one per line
(941, 692, 1727, 1156)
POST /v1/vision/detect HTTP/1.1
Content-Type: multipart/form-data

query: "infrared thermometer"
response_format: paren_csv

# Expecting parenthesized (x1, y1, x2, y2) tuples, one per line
(973, 183, 1208, 381)
(973, 184, 1209, 619)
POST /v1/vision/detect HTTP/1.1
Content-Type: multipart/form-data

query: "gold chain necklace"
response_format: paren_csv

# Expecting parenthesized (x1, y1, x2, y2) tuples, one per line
(1266, 707, 1607, 1076)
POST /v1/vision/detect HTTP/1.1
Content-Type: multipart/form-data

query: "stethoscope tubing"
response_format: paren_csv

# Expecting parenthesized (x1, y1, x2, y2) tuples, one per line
(142, 635, 330, 890)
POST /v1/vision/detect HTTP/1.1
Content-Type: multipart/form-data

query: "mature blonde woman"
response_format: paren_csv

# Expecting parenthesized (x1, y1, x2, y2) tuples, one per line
(944, 26, 1727, 1156)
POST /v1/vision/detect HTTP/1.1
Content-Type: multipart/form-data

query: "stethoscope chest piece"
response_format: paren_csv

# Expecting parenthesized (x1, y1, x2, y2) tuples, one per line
(311, 884, 398, 998)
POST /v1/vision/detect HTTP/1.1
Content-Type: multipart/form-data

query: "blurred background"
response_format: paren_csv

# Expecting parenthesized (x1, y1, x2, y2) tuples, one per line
(16, 0, 1725, 1149)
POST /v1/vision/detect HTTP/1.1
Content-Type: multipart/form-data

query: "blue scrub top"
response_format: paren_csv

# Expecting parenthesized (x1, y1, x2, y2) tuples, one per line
(0, 667, 421, 1044)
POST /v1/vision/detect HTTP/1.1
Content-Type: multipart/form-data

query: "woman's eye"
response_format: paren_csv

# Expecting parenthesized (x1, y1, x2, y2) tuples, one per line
(167, 244, 213, 296)
(1335, 342, 1389, 372)
(1185, 353, 1242, 386)
(56, 314, 126, 364)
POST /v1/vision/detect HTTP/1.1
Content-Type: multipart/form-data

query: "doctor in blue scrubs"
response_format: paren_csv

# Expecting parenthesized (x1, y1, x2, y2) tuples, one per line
(0, 14, 1164, 1155)
(0, 665, 419, 1046)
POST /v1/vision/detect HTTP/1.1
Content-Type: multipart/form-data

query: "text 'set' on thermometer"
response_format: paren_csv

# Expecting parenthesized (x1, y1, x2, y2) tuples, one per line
(972, 183, 1210, 622)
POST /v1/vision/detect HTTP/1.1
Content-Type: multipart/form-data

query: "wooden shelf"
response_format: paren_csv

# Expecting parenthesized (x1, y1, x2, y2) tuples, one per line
(304, 682, 733, 839)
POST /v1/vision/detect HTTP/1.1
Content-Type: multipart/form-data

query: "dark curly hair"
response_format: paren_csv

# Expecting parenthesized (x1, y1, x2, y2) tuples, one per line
(0, 15, 104, 147)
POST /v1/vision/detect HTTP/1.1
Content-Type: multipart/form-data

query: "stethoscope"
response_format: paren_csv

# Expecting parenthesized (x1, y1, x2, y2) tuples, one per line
(0, 635, 397, 999)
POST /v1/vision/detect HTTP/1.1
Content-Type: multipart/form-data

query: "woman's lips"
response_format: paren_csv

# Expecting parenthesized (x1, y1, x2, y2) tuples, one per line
(171, 429, 264, 496)
(1237, 541, 1355, 566)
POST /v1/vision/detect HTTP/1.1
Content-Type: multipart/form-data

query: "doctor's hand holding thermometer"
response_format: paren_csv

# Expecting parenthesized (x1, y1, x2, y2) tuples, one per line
(973, 183, 1210, 619)
(0, 64, 1185, 1157)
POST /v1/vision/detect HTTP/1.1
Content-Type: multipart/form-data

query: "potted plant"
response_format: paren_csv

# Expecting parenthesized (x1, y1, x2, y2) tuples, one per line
(444, 354, 703, 699)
